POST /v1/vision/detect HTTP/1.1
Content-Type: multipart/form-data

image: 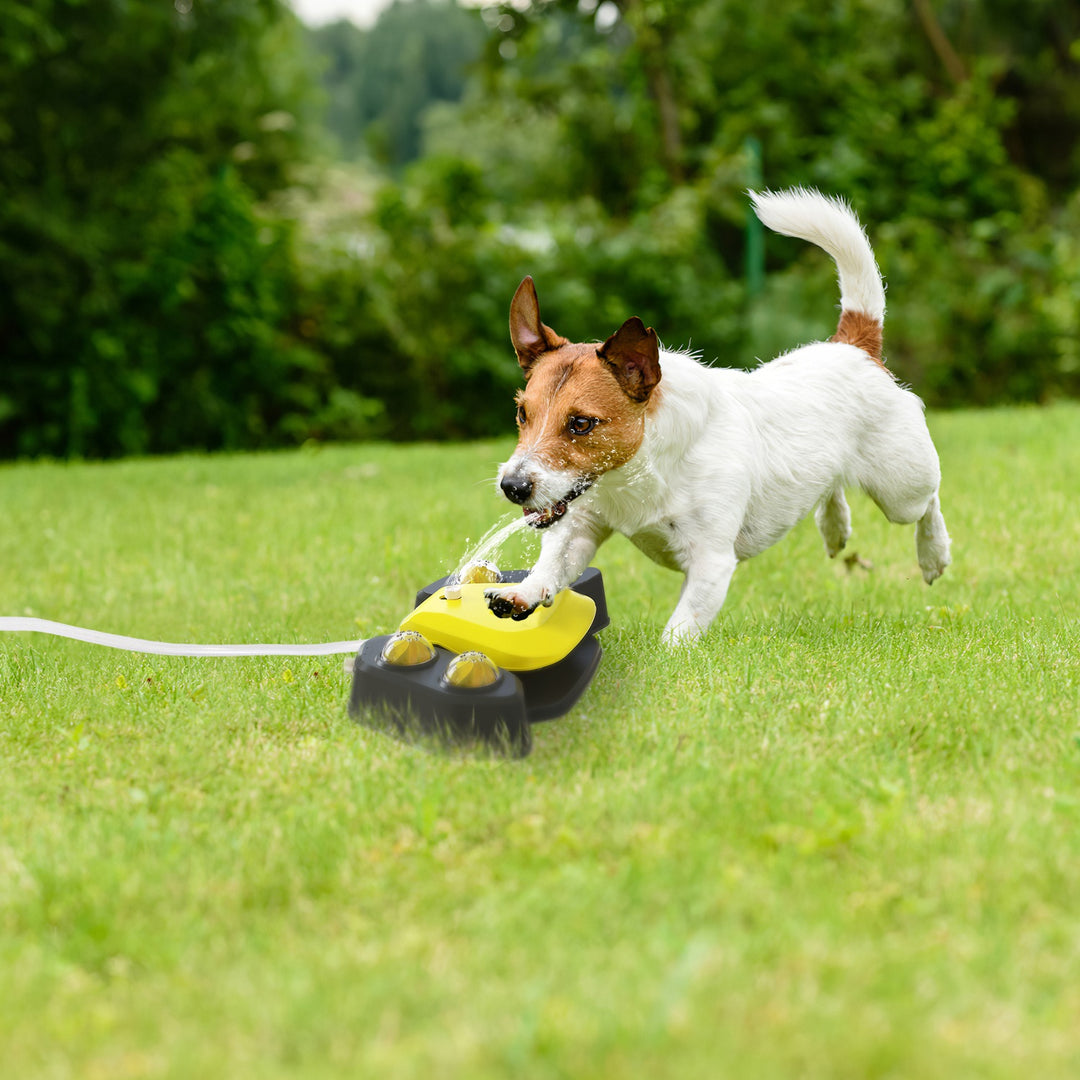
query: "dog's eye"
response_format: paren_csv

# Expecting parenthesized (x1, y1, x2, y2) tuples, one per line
(567, 416, 598, 436)
(516, 405, 526, 425)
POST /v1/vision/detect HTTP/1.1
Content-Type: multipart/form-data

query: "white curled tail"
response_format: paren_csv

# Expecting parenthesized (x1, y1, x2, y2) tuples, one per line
(749, 187, 886, 363)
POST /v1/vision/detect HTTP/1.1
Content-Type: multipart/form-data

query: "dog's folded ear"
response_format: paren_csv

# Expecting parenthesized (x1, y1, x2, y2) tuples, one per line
(510, 277, 568, 376)
(598, 317, 661, 402)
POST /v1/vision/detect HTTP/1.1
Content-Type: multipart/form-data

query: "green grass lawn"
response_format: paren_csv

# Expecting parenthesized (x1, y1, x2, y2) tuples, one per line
(2, 404, 1078, 1079)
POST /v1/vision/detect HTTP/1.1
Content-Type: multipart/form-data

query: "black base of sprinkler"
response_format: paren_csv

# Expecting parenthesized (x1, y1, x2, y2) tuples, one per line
(349, 636, 535, 756)
(348, 569, 608, 757)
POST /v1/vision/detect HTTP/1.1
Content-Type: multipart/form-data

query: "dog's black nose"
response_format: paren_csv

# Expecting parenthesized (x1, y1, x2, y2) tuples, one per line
(500, 474, 533, 505)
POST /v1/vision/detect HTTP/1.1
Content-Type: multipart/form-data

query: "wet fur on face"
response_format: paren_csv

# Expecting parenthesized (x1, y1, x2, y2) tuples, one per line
(497, 279, 662, 527)
(512, 346, 649, 500)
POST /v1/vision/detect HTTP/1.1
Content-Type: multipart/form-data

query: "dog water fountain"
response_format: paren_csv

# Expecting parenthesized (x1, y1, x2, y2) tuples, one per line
(348, 562, 609, 757)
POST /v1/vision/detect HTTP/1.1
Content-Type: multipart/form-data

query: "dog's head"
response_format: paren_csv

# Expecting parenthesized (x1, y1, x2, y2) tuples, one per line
(497, 276, 661, 528)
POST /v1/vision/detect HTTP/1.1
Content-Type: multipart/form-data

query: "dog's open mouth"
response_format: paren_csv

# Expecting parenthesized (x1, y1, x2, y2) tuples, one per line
(522, 480, 593, 529)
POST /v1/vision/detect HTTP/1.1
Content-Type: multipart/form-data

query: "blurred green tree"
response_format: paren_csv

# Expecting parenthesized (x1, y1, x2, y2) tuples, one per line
(306, 1, 486, 166)
(0, 0, 375, 457)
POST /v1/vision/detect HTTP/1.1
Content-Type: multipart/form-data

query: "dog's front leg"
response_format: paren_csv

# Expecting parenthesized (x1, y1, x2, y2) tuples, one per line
(662, 547, 738, 646)
(486, 510, 611, 620)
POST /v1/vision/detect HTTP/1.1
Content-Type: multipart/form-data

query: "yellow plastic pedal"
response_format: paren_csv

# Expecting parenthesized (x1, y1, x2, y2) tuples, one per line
(397, 583, 595, 672)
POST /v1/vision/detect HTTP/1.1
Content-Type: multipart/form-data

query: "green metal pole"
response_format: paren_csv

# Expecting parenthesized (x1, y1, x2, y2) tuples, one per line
(744, 136, 765, 299)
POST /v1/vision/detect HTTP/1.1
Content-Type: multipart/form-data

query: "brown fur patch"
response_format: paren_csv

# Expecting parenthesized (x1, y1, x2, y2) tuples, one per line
(831, 309, 885, 367)
(509, 277, 568, 375)
(598, 317, 661, 401)
(514, 344, 650, 477)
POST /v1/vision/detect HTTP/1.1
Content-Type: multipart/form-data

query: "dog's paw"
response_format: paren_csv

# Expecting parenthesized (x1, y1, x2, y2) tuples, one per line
(660, 620, 704, 648)
(484, 583, 551, 621)
(921, 558, 950, 586)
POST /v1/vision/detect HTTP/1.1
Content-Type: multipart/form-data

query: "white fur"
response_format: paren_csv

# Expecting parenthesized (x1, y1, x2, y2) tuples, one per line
(750, 187, 886, 321)
(492, 189, 951, 644)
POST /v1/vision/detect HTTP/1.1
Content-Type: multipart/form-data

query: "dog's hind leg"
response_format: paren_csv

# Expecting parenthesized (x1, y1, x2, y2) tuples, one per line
(855, 414, 951, 584)
(860, 468, 951, 584)
(915, 491, 951, 584)
(815, 488, 851, 558)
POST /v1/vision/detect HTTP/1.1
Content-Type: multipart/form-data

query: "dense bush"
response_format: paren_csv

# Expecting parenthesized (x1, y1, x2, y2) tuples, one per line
(0, 0, 354, 457)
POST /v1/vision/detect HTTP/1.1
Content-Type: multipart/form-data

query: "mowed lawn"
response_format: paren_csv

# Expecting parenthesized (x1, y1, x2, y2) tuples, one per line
(1, 404, 1078, 1079)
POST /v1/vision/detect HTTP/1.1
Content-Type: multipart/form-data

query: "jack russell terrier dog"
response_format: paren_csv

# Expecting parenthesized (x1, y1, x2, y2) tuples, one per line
(486, 188, 951, 644)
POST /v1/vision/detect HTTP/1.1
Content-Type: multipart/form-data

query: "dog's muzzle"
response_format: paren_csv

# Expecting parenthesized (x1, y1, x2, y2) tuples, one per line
(520, 478, 593, 529)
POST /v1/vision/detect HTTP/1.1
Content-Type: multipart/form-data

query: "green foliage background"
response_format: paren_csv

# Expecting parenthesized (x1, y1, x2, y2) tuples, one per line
(1, 0, 1078, 458)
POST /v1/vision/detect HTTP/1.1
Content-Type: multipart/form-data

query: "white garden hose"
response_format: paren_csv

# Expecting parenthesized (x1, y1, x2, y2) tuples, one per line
(0, 617, 362, 657)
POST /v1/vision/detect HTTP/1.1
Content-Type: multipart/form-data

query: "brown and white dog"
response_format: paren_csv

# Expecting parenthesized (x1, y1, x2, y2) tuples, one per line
(485, 188, 951, 644)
